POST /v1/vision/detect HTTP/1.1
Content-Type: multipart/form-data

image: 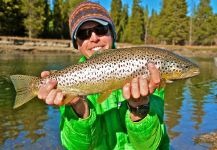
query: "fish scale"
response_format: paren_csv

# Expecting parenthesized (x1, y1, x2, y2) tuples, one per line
(10, 47, 200, 108)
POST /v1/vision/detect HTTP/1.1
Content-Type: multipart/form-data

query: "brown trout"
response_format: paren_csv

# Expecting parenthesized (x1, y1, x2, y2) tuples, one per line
(10, 47, 200, 108)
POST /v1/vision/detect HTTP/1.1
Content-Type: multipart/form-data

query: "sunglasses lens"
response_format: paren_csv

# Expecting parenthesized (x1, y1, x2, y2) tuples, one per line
(77, 25, 109, 40)
(77, 30, 90, 40)
(95, 25, 109, 35)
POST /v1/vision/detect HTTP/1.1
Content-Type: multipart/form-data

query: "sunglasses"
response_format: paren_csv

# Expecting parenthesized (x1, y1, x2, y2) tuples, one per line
(76, 25, 109, 40)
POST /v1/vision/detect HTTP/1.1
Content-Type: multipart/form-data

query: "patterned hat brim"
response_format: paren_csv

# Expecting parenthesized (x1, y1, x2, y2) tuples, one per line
(73, 18, 109, 40)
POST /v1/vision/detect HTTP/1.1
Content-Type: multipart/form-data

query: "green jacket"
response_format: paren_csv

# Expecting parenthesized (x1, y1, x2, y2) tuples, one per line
(59, 56, 170, 150)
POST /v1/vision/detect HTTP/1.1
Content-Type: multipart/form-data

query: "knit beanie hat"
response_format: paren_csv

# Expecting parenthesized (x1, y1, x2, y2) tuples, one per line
(69, 1, 116, 49)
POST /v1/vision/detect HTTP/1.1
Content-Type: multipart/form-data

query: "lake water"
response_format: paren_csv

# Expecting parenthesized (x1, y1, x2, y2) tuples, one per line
(0, 52, 216, 150)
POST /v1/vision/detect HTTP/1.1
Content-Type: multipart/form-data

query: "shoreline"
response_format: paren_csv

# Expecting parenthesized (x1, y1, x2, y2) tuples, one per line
(0, 44, 77, 54)
(1, 44, 217, 58)
(1, 36, 217, 57)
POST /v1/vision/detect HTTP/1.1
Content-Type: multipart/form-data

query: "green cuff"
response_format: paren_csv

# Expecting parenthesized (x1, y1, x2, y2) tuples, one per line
(125, 110, 162, 149)
(60, 105, 97, 133)
(70, 107, 96, 129)
(125, 110, 160, 134)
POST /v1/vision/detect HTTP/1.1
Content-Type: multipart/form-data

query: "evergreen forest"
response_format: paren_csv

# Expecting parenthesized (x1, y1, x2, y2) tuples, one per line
(1, 0, 217, 45)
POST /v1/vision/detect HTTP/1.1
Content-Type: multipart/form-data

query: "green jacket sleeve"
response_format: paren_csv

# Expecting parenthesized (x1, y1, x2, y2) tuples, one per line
(125, 89, 170, 150)
(59, 104, 100, 150)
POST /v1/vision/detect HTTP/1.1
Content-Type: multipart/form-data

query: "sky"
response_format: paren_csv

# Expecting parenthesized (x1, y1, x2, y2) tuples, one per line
(91, 0, 217, 16)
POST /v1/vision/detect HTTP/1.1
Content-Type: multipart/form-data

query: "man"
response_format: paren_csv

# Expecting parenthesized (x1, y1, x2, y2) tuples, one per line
(38, 2, 170, 150)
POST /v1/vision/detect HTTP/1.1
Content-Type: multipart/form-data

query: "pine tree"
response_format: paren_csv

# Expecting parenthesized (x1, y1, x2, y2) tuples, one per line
(21, 0, 46, 38)
(41, 0, 52, 38)
(159, 0, 174, 44)
(143, 5, 149, 44)
(159, 0, 188, 45)
(149, 10, 161, 44)
(110, 0, 122, 41)
(193, 0, 215, 45)
(0, 0, 25, 36)
(173, 0, 188, 45)
(188, 0, 197, 45)
(129, 0, 144, 44)
(53, 0, 64, 38)
(119, 4, 128, 42)
(124, 16, 132, 43)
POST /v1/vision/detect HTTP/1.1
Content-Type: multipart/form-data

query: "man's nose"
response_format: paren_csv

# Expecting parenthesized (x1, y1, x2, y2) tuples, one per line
(89, 32, 100, 42)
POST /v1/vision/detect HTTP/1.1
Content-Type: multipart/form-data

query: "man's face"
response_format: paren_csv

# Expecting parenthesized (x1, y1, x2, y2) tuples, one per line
(76, 21, 113, 58)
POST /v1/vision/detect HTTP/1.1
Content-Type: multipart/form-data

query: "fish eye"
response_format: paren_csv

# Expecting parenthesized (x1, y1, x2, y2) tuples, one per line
(182, 64, 189, 69)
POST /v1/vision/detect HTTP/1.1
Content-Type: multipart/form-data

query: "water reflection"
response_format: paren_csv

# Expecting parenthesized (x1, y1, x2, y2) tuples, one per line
(166, 58, 217, 149)
(165, 80, 185, 139)
(0, 53, 216, 149)
(189, 59, 217, 130)
(0, 53, 80, 149)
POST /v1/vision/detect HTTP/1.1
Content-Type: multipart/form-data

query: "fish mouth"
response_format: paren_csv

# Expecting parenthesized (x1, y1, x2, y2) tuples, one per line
(181, 68, 200, 78)
(191, 68, 200, 76)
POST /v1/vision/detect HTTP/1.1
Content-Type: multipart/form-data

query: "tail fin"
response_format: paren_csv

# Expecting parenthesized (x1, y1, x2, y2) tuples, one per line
(10, 75, 39, 109)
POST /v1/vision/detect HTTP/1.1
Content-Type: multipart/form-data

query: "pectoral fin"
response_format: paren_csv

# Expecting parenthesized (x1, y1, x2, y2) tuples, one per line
(96, 78, 132, 104)
(97, 90, 112, 103)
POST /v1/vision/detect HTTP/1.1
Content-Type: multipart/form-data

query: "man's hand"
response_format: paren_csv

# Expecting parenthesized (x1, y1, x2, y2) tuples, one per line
(38, 71, 63, 105)
(37, 71, 89, 118)
(122, 63, 161, 121)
